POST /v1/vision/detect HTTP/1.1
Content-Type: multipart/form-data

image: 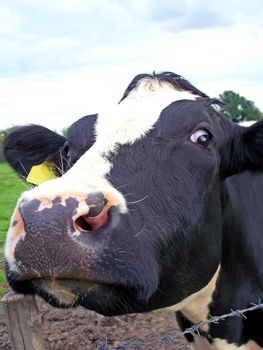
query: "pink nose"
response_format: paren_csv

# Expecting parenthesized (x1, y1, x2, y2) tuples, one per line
(6, 192, 120, 279)
(9, 192, 112, 257)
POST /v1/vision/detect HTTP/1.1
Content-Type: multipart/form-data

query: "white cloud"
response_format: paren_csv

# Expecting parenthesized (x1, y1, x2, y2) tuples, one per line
(0, 0, 263, 131)
(0, 6, 24, 33)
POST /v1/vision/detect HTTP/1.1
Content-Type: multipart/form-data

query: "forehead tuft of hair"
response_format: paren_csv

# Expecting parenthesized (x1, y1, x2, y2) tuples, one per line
(119, 71, 208, 103)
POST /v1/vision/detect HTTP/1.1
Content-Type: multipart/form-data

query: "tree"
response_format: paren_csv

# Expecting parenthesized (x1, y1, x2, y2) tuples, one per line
(60, 127, 68, 137)
(219, 90, 262, 123)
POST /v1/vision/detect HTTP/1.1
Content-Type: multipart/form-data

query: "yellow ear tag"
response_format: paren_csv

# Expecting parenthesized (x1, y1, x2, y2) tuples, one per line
(26, 161, 57, 185)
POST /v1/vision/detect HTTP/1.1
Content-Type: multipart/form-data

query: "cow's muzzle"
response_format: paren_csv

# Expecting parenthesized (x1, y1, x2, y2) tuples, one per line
(5, 192, 120, 281)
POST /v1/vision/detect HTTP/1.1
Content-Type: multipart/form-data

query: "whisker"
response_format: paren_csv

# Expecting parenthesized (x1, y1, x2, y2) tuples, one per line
(53, 149, 64, 176)
(115, 183, 131, 190)
(54, 151, 71, 176)
(16, 161, 35, 189)
(126, 195, 149, 205)
(18, 160, 29, 177)
(57, 152, 72, 175)
(53, 163, 63, 176)
(134, 224, 147, 237)
(59, 147, 64, 175)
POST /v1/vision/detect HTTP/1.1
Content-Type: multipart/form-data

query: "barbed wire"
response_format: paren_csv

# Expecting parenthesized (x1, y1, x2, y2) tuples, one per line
(96, 300, 263, 350)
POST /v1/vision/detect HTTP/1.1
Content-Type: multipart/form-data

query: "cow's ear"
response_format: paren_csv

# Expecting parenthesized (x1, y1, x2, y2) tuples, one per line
(229, 120, 263, 175)
(3, 125, 66, 180)
(240, 120, 263, 171)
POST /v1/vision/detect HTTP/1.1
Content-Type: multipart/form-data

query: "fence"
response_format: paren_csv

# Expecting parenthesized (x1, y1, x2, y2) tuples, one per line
(2, 292, 45, 350)
(96, 301, 263, 349)
(2, 291, 263, 350)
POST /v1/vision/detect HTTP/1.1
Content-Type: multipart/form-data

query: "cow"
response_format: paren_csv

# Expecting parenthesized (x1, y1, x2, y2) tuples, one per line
(3, 71, 263, 349)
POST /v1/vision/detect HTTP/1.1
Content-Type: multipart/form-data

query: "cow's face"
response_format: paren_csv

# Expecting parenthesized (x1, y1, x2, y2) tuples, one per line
(4, 72, 262, 316)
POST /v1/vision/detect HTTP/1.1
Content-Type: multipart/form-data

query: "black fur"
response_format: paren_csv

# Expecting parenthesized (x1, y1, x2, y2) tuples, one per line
(4, 72, 263, 348)
(63, 114, 97, 169)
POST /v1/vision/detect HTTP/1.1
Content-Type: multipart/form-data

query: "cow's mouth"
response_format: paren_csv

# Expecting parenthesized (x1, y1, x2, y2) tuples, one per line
(31, 278, 102, 306)
(30, 277, 142, 315)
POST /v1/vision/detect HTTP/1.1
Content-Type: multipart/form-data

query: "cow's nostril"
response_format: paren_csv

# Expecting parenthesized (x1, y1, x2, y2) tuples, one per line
(74, 206, 109, 232)
(75, 216, 93, 231)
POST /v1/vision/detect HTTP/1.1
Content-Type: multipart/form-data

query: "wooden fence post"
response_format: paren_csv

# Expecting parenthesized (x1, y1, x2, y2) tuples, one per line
(1, 291, 45, 350)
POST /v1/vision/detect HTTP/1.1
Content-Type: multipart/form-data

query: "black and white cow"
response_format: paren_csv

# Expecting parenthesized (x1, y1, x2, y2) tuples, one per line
(3, 72, 263, 349)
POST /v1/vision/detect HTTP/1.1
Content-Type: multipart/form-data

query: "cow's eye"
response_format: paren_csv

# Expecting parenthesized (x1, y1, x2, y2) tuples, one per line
(190, 129, 211, 147)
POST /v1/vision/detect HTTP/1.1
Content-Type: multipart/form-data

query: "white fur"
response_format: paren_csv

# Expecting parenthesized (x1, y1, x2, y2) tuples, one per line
(212, 339, 262, 349)
(191, 336, 212, 350)
(57, 79, 197, 207)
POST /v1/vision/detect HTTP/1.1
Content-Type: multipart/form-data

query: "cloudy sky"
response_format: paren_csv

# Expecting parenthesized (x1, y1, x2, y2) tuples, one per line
(0, 0, 263, 132)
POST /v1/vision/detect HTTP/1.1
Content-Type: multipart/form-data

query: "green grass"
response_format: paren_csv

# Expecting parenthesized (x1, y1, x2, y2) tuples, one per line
(0, 163, 28, 296)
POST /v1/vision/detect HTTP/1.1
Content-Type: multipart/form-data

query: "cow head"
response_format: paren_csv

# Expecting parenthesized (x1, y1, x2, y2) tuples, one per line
(4, 72, 263, 316)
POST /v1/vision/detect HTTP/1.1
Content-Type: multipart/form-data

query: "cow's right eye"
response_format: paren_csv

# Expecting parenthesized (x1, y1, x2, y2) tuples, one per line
(190, 129, 211, 147)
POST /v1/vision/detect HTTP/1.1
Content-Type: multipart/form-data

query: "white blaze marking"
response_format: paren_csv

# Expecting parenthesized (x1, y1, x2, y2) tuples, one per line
(96, 78, 198, 148)
(59, 78, 198, 209)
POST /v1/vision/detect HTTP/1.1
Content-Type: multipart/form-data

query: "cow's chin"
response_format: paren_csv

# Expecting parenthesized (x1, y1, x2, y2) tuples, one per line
(31, 278, 99, 308)
(5, 263, 157, 315)
(15, 277, 145, 316)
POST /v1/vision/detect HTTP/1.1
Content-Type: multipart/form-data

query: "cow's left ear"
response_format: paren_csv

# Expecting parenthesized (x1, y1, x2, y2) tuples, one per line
(3, 125, 66, 180)
(229, 120, 263, 175)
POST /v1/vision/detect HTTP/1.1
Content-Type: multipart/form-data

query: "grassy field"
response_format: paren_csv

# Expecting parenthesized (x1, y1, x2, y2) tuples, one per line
(0, 162, 27, 296)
